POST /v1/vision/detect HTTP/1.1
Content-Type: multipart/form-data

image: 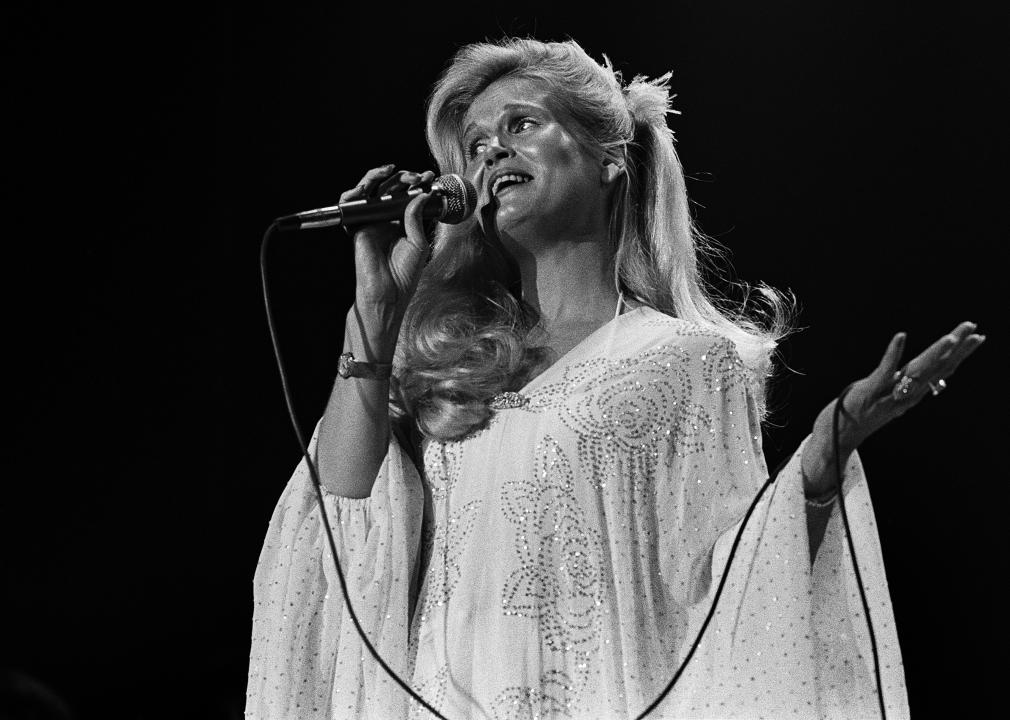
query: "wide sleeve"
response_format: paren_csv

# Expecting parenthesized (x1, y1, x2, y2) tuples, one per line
(654, 334, 909, 718)
(245, 421, 425, 720)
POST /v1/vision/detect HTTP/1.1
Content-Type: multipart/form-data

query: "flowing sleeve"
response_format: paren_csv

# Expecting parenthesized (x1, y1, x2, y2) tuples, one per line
(245, 421, 425, 720)
(654, 334, 909, 719)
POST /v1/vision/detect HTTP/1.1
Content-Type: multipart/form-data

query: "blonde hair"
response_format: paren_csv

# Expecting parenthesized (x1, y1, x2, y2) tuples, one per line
(392, 38, 792, 440)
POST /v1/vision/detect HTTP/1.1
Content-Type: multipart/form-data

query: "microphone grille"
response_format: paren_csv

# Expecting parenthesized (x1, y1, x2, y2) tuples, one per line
(433, 174, 478, 224)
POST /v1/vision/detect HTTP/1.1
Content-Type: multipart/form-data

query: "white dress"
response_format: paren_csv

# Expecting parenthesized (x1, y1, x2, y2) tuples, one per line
(245, 305, 909, 719)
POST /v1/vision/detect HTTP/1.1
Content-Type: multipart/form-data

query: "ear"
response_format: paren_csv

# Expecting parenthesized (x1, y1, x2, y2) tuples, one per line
(600, 157, 625, 186)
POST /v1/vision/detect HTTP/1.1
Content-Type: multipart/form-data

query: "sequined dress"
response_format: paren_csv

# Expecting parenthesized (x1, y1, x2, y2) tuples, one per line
(245, 306, 909, 719)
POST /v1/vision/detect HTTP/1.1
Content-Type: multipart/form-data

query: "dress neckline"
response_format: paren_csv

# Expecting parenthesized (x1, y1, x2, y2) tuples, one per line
(512, 303, 650, 398)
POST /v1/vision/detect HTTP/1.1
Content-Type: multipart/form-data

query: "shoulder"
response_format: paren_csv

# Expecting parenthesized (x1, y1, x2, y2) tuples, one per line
(626, 307, 765, 404)
(627, 307, 742, 362)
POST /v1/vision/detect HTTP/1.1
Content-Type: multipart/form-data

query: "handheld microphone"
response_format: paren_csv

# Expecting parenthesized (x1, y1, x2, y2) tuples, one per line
(276, 174, 478, 231)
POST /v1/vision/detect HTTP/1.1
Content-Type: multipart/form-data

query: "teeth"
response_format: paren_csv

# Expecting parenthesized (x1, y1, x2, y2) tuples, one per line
(491, 173, 532, 196)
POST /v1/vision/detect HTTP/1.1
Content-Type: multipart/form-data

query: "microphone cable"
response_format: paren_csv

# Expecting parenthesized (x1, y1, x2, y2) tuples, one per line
(260, 222, 887, 719)
(633, 383, 888, 720)
(261, 222, 448, 720)
(833, 382, 888, 720)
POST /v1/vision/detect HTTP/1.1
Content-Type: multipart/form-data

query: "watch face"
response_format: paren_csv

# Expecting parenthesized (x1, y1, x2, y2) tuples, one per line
(336, 352, 389, 379)
(338, 353, 353, 378)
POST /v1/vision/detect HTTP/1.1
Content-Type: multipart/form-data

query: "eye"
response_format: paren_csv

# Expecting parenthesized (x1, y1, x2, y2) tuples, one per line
(466, 137, 486, 160)
(510, 117, 537, 134)
(464, 117, 538, 160)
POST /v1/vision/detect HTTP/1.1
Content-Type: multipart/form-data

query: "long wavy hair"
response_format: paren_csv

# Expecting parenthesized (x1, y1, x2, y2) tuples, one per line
(392, 38, 792, 441)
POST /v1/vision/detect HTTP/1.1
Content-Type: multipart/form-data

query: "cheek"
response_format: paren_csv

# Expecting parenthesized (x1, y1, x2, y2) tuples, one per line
(463, 154, 483, 180)
(465, 164, 482, 193)
(528, 126, 584, 168)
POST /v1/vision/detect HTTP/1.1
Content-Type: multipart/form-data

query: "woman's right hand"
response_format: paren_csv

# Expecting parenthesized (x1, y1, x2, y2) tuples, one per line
(343, 164, 436, 352)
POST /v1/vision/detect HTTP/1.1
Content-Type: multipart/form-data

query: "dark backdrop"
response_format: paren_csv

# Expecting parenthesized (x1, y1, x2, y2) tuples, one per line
(5, 1, 1006, 718)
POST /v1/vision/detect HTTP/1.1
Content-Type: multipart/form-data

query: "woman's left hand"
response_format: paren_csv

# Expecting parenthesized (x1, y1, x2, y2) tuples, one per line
(802, 321, 986, 498)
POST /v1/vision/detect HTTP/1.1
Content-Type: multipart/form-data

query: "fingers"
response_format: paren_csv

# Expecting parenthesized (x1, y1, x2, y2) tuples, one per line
(838, 322, 988, 449)
(383, 191, 435, 294)
(402, 191, 434, 253)
(338, 165, 436, 204)
(869, 332, 907, 387)
(377, 169, 435, 197)
(904, 321, 985, 382)
(339, 163, 397, 202)
(933, 323, 986, 379)
(377, 171, 411, 196)
(882, 320, 986, 411)
(415, 170, 436, 189)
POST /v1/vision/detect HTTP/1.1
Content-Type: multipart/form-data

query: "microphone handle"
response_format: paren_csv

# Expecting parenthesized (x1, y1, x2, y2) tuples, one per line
(277, 189, 447, 231)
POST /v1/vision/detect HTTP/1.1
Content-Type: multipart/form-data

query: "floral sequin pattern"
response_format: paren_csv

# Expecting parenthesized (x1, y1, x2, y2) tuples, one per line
(407, 664, 450, 720)
(700, 335, 754, 396)
(493, 672, 582, 720)
(527, 338, 735, 489)
(247, 307, 910, 720)
(569, 348, 709, 460)
(496, 436, 603, 718)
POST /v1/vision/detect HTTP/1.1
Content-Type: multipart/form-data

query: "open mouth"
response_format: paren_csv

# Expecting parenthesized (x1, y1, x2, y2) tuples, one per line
(491, 173, 533, 197)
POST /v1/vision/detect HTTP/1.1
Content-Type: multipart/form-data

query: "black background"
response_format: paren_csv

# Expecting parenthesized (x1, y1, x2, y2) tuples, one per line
(4, 1, 1006, 718)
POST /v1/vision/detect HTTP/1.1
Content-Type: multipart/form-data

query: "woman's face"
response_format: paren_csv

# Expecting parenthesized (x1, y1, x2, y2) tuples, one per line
(460, 77, 613, 244)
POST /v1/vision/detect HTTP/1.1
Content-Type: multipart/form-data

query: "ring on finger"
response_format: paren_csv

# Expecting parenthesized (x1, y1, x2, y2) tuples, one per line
(927, 378, 948, 396)
(891, 370, 923, 401)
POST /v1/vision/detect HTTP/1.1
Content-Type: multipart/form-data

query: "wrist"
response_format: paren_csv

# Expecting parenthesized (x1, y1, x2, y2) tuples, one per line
(801, 434, 850, 499)
(802, 390, 862, 502)
(337, 352, 392, 380)
(345, 305, 400, 363)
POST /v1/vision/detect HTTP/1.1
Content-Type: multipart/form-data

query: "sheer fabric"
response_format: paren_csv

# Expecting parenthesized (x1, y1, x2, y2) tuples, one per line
(246, 307, 908, 719)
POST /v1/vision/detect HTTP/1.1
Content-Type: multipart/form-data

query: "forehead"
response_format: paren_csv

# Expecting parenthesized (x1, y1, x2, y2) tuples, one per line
(462, 76, 552, 128)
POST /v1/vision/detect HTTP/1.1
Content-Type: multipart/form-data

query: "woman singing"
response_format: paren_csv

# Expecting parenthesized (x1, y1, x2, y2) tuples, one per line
(246, 38, 984, 719)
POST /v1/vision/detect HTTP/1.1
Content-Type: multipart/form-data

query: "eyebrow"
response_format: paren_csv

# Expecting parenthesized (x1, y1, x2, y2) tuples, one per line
(461, 103, 545, 139)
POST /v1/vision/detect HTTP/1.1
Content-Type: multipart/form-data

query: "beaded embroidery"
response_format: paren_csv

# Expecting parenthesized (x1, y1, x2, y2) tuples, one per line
(489, 390, 531, 410)
(415, 327, 757, 717)
(248, 306, 907, 720)
(496, 435, 603, 716)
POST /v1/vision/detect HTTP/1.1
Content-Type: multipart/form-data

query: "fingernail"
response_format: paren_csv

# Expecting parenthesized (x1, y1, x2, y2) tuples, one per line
(978, 334, 986, 342)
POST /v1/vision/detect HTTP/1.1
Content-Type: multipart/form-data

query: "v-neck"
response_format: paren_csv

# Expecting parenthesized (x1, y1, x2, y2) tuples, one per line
(515, 305, 650, 396)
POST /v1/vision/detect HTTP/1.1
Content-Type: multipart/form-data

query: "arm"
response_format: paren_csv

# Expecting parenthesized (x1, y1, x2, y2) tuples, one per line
(801, 407, 853, 563)
(316, 303, 400, 498)
(313, 164, 436, 498)
(248, 333, 426, 719)
(801, 322, 985, 560)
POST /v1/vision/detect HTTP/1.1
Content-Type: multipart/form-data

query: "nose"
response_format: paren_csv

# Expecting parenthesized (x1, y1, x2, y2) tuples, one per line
(482, 136, 513, 168)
